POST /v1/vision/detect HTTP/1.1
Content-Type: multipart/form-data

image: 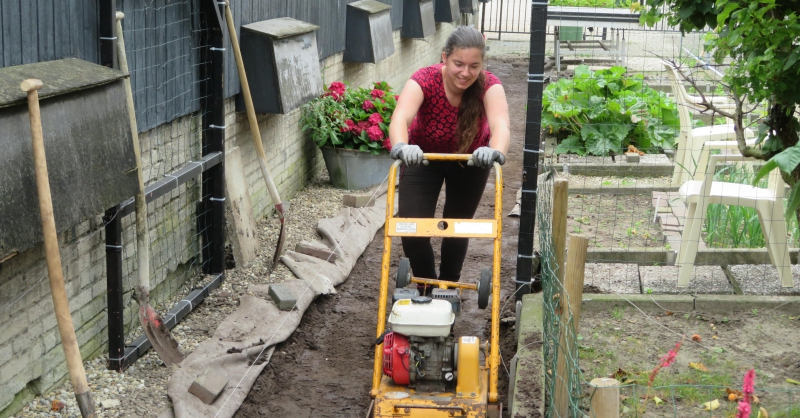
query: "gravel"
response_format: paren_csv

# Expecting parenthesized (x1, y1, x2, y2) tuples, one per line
(10, 169, 356, 418)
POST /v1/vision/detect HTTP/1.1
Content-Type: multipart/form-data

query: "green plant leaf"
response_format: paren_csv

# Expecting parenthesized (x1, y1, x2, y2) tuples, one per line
(755, 145, 800, 183)
(555, 135, 587, 156)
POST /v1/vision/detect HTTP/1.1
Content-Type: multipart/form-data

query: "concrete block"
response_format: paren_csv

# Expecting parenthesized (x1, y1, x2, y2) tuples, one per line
(268, 283, 298, 311)
(294, 241, 338, 263)
(625, 152, 640, 163)
(188, 367, 229, 405)
(343, 193, 376, 208)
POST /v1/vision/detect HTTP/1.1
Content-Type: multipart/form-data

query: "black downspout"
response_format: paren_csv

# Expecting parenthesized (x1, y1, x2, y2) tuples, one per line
(199, 0, 226, 276)
(514, 0, 548, 300)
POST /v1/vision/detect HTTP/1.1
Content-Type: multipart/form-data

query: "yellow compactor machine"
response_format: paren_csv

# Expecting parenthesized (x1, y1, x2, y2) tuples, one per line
(369, 154, 503, 418)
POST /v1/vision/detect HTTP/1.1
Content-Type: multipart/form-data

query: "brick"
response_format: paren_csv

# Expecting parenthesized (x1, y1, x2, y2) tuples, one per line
(343, 193, 375, 208)
(188, 367, 229, 405)
(625, 152, 640, 163)
(268, 283, 298, 311)
(295, 241, 337, 263)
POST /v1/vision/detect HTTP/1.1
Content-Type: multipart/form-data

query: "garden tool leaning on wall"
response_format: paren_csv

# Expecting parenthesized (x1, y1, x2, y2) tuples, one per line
(223, 0, 287, 270)
(22, 78, 98, 418)
(115, 12, 185, 366)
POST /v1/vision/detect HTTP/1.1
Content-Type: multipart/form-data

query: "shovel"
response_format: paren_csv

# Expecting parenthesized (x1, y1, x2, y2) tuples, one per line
(223, 0, 287, 270)
(22, 78, 98, 418)
(116, 12, 185, 367)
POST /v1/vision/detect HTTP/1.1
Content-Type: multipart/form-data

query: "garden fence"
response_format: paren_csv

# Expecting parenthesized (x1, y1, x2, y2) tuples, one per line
(517, 2, 800, 416)
(104, 0, 226, 370)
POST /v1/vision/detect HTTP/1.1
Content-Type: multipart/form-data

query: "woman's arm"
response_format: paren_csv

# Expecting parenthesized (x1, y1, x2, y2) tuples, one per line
(483, 84, 511, 155)
(389, 80, 425, 146)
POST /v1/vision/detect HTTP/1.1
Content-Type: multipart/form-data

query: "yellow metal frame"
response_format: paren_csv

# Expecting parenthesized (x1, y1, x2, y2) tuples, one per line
(371, 153, 503, 404)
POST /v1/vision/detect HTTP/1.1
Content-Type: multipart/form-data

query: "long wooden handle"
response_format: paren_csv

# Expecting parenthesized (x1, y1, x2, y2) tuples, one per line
(115, 12, 151, 293)
(223, 1, 284, 213)
(22, 79, 97, 418)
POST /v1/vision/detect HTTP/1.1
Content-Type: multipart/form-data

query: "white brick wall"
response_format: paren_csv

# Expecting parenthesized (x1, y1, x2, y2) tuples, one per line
(0, 22, 455, 415)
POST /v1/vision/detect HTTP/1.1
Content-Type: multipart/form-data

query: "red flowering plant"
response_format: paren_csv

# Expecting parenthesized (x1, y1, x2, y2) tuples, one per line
(301, 81, 397, 155)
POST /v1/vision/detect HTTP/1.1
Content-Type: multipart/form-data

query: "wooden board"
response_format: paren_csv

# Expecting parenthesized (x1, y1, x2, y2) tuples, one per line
(224, 146, 258, 267)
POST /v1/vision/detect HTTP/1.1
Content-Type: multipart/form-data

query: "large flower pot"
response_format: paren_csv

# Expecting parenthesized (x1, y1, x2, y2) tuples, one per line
(321, 147, 394, 190)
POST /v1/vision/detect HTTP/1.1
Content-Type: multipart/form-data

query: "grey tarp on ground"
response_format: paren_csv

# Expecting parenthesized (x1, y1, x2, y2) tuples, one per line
(165, 188, 391, 418)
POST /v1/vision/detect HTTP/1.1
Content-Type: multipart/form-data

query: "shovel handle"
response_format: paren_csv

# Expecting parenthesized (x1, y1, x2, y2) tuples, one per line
(223, 1, 284, 214)
(22, 79, 97, 418)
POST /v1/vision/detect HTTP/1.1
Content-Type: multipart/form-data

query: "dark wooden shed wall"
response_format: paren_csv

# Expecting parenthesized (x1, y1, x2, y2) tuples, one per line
(1, 0, 409, 130)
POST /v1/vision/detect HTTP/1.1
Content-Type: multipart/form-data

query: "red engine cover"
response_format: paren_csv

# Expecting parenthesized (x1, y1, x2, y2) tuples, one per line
(382, 332, 410, 385)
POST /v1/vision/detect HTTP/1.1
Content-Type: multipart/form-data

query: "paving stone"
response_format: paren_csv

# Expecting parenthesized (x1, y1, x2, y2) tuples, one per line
(188, 367, 229, 405)
(342, 193, 375, 208)
(671, 205, 687, 218)
(583, 263, 641, 294)
(659, 216, 681, 227)
(640, 265, 732, 294)
(625, 152, 640, 163)
(656, 206, 672, 213)
(268, 283, 298, 311)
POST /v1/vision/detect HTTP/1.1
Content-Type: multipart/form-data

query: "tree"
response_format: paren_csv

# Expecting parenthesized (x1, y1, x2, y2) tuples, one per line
(641, 0, 800, 219)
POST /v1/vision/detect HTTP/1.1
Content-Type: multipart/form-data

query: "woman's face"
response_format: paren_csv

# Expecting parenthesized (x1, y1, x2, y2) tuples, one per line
(441, 47, 483, 91)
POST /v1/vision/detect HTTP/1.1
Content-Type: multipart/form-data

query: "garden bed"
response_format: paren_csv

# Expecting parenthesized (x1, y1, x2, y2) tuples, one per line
(577, 299, 800, 417)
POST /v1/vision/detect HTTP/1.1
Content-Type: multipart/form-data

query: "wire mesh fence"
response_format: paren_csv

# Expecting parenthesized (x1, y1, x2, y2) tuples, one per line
(518, 5, 800, 414)
(115, 0, 220, 352)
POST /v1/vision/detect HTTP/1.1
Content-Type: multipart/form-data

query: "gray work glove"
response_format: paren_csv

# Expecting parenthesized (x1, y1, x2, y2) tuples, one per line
(471, 146, 505, 168)
(390, 142, 424, 166)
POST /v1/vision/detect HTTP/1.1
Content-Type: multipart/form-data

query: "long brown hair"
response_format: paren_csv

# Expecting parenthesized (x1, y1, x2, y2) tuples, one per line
(443, 26, 486, 153)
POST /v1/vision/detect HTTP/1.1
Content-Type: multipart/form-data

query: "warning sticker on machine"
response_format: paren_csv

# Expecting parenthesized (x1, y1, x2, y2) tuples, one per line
(461, 336, 478, 344)
(395, 222, 417, 233)
(454, 222, 492, 235)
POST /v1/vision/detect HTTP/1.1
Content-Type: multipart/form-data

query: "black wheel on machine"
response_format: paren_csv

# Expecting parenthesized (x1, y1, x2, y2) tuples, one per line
(477, 268, 492, 309)
(396, 257, 411, 288)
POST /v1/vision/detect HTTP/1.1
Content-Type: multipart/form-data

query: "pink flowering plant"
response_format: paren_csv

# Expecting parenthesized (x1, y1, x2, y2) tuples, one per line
(301, 81, 397, 155)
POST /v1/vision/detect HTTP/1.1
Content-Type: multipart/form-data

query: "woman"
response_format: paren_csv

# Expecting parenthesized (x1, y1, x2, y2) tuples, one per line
(388, 26, 510, 289)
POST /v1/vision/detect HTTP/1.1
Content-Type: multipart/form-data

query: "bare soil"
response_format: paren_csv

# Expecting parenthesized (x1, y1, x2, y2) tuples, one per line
(569, 194, 663, 249)
(578, 306, 800, 417)
(235, 56, 533, 417)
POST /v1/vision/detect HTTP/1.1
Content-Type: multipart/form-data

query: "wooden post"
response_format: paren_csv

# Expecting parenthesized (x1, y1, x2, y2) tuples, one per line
(552, 179, 569, 284)
(553, 234, 589, 418)
(589, 377, 621, 418)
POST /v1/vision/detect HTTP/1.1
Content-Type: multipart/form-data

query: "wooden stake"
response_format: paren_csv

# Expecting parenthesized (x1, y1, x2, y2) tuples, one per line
(22, 79, 97, 418)
(552, 179, 569, 285)
(553, 233, 589, 418)
(589, 377, 621, 418)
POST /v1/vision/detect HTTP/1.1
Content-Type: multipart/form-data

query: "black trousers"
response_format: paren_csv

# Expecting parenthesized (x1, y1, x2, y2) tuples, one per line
(397, 161, 491, 282)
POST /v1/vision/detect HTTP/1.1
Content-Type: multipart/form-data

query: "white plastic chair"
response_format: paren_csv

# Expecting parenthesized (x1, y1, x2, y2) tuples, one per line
(663, 63, 755, 187)
(676, 143, 793, 288)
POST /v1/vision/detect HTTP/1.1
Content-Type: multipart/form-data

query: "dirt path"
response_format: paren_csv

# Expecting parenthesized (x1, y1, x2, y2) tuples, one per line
(235, 56, 532, 418)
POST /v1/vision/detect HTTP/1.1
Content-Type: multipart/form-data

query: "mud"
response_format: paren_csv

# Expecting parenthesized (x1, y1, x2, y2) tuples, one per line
(235, 56, 533, 418)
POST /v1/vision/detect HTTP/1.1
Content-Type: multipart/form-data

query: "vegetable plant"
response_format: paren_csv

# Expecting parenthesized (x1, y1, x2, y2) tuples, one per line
(543, 65, 680, 156)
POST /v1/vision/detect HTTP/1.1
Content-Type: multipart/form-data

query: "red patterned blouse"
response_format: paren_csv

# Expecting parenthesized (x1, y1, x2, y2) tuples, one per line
(407, 63, 501, 153)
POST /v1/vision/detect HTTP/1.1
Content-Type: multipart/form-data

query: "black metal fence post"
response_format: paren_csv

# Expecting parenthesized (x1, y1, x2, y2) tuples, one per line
(99, 0, 117, 68)
(99, 0, 127, 371)
(200, 0, 226, 276)
(515, 0, 548, 299)
(104, 206, 126, 371)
